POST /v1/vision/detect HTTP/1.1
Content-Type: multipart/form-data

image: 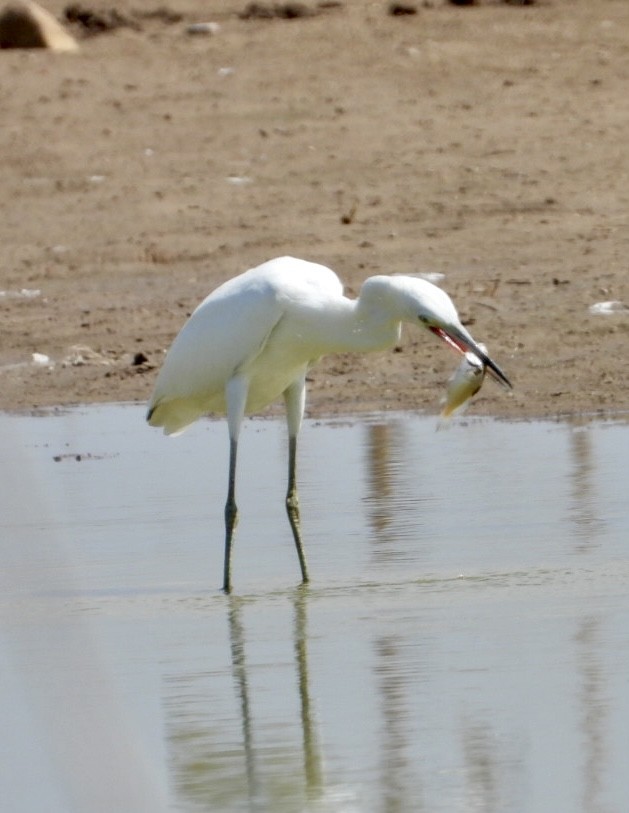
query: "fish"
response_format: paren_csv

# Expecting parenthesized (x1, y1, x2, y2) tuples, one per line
(439, 345, 487, 419)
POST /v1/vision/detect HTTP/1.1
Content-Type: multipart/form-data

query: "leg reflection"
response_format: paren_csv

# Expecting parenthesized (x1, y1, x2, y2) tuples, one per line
(228, 595, 259, 810)
(226, 589, 324, 810)
(293, 586, 323, 799)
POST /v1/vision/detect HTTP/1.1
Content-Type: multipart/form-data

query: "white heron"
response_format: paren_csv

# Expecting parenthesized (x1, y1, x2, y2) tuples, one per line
(147, 256, 511, 593)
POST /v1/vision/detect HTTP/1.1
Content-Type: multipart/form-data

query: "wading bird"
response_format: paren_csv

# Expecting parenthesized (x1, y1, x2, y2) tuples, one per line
(147, 256, 511, 593)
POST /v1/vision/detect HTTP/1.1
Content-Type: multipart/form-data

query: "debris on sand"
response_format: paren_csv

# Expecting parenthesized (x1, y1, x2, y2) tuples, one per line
(63, 3, 139, 34)
(239, 2, 313, 19)
(63, 4, 182, 36)
(61, 345, 114, 367)
(387, 3, 417, 16)
(239, 2, 341, 20)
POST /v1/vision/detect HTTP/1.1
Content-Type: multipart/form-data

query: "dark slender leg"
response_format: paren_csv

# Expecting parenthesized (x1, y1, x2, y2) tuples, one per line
(286, 434, 309, 584)
(223, 436, 238, 594)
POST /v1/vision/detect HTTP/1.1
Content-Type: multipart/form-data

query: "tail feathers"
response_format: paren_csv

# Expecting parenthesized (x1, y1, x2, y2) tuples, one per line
(146, 398, 204, 436)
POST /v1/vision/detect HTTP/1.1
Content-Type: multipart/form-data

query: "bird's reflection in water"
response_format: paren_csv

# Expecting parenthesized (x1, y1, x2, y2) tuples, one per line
(227, 596, 259, 809)
(167, 591, 324, 811)
(292, 589, 324, 798)
(364, 421, 428, 564)
(567, 424, 606, 550)
(225, 589, 324, 811)
(365, 423, 395, 540)
(374, 635, 414, 813)
(575, 616, 608, 813)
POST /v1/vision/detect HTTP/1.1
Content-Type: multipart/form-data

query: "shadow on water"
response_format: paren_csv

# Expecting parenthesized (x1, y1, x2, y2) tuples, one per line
(1, 405, 629, 812)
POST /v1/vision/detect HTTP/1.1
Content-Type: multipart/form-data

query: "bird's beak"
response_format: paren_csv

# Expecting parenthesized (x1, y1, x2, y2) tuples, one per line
(430, 325, 512, 389)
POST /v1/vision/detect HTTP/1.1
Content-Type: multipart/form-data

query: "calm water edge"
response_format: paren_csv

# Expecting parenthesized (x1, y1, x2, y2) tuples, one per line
(1, 405, 629, 812)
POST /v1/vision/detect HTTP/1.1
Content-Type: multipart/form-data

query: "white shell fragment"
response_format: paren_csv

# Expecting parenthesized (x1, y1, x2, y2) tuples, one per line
(588, 300, 627, 315)
(186, 21, 220, 35)
(0, 288, 41, 299)
(440, 345, 487, 419)
(226, 175, 252, 185)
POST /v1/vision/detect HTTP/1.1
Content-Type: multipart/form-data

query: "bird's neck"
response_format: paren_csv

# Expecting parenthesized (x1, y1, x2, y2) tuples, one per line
(315, 289, 402, 355)
(349, 298, 402, 352)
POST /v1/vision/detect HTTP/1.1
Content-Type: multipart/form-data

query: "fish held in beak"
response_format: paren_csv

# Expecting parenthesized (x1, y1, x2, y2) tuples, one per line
(430, 324, 512, 390)
(440, 348, 486, 419)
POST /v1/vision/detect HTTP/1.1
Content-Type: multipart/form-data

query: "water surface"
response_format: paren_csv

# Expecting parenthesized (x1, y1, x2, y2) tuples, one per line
(1, 406, 628, 812)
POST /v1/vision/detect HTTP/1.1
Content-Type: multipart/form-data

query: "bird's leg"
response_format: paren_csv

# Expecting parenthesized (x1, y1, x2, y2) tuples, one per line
(224, 376, 248, 594)
(223, 436, 239, 593)
(284, 376, 309, 584)
(286, 433, 309, 584)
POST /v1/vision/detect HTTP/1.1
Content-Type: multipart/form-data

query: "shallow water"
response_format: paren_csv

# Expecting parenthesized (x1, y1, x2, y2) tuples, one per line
(1, 406, 629, 812)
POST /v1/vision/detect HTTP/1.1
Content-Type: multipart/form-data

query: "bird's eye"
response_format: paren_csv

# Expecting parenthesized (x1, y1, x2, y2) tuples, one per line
(418, 314, 429, 325)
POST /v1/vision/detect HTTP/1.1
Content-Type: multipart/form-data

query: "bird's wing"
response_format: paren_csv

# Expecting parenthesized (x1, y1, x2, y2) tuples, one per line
(148, 278, 285, 413)
(147, 257, 345, 433)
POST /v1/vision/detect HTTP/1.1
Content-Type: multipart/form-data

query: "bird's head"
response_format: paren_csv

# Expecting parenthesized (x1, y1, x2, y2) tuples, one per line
(404, 277, 513, 389)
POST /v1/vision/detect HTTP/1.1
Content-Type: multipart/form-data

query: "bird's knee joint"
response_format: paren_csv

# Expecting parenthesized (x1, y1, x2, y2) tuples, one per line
(225, 502, 239, 530)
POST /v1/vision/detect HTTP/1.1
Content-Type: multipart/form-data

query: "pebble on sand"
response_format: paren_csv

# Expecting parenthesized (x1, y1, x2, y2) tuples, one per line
(0, 0, 79, 50)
